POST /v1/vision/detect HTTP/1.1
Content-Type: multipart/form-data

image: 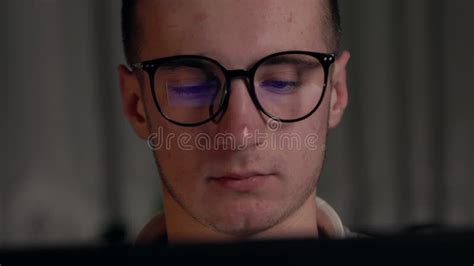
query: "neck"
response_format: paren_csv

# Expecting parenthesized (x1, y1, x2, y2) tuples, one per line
(162, 190, 319, 244)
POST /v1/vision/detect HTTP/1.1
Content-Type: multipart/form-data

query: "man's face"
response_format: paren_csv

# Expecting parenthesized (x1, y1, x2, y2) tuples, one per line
(120, 0, 349, 237)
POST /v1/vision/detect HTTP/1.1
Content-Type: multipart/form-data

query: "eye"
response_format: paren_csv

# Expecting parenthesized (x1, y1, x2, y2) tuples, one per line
(259, 80, 298, 94)
(170, 83, 208, 95)
(166, 79, 221, 107)
(169, 80, 219, 96)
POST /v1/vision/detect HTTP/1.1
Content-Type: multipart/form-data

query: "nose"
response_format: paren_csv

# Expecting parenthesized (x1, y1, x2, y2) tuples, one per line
(213, 77, 265, 146)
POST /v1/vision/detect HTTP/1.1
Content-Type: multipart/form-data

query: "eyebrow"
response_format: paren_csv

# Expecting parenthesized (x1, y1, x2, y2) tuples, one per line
(260, 56, 321, 69)
(160, 58, 211, 70)
(158, 54, 321, 72)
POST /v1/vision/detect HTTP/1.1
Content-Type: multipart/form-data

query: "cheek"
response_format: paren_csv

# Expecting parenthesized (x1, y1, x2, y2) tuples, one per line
(151, 127, 205, 181)
(277, 103, 329, 180)
(145, 104, 207, 188)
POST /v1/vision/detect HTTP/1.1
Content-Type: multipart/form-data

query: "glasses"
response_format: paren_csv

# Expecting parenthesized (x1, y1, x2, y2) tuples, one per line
(132, 51, 335, 127)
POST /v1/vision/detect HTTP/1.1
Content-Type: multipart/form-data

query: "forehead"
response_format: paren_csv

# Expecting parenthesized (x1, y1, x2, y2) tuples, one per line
(136, 0, 328, 67)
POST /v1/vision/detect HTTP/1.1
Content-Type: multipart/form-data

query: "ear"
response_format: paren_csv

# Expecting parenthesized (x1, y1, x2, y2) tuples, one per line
(328, 50, 350, 129)
(118, 64, 150, 139)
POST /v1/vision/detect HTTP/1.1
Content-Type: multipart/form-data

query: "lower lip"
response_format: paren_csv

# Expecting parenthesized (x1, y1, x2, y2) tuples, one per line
(209, 175, 271, 191)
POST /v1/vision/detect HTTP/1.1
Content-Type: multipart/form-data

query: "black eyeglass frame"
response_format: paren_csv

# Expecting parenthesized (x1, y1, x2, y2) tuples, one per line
(132, 50, 336, 127)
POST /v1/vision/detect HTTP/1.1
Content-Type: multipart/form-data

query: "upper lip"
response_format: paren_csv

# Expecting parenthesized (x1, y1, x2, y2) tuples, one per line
(210, 171, 269, 180)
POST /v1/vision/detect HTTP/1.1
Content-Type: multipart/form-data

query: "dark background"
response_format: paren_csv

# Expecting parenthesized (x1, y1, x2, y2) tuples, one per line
(1, 0, 473, 247)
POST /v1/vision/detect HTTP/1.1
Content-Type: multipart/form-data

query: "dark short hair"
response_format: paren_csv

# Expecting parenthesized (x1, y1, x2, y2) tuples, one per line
(121, 0, 341, 65)
(326, 0, 342, 49)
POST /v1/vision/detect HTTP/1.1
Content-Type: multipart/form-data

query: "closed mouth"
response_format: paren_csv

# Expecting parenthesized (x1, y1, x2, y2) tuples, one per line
(209, 171, 270, 180)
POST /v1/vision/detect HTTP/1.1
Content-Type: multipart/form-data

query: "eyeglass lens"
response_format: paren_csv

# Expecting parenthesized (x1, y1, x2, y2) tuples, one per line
(152, 54, 326, 124)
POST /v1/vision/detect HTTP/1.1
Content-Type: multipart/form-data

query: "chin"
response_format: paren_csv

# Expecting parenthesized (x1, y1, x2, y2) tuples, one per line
(199, 200, 283, 237)
(207, 216, 277, 237)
